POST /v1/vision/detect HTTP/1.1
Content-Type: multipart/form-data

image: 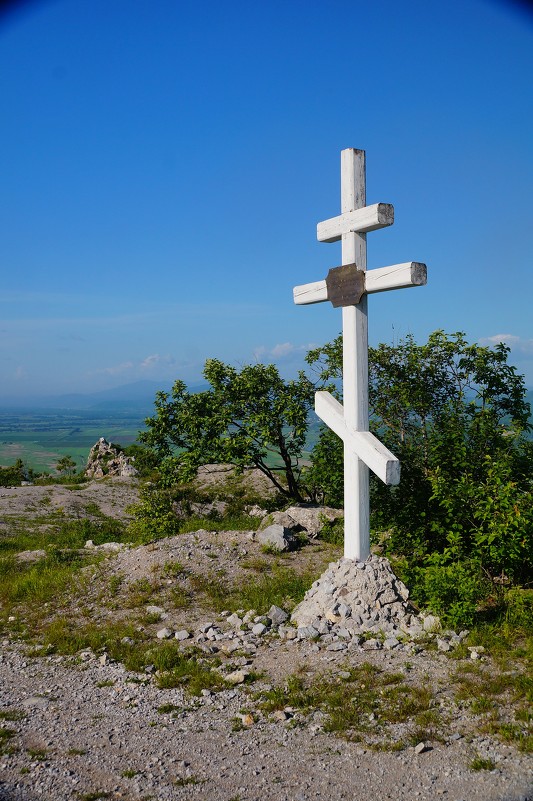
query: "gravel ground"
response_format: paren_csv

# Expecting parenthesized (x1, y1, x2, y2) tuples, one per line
(0, 642, 531, 801)
(0, 476, 531, 801)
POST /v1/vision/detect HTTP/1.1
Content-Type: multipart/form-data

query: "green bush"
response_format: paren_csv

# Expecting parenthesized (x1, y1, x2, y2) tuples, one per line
(127, 484, 181, 543)
(306, 330, 533, 625)
(404, 557, 491, 629)
(0, 459, 30, 487)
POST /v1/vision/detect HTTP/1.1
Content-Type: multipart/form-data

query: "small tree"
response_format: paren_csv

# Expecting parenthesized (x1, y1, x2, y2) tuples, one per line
(56, 455, 77, 476)
(141, 359, 315, 501)
(0, 459, 28, 487)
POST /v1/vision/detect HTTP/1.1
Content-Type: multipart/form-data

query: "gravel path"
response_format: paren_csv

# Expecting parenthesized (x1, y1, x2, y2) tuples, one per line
(0, 477, 531, 800)
(0, 642, 531, 801)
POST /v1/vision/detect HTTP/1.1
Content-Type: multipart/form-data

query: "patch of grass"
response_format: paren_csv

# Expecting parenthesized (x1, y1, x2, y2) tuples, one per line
(451, 652, 533, 752)
(188, 564, 319, 615)
(96, 680, 114, 688)
(481, 720, 533, 753)
(178, 512, 258, 534)
(77, 792, 111, 801)
(32, 618, 225, 697)
(108, 575, 123, 596)
(470, 696, 495, 715)
(469, 755, 496, 771)
(162, 560, 186, 578)
(157, 703, 182, 714)
(124, 578, 162, 608)
(37, 617, 142, 662)
(0, 709, 25, 721)
(0, 550, 93, 614)
(240, 555, 271, 572)
(27, 747, 47, 760)
(141, 612, 164, 625)
(452, 664, 532, 706)
(257, 663, 434, 746)
(150, 643, 227, 696)
(318, 517, 344, 546)
(0, 514, 126, 556)
(173, 775, 205, 787)
(121, 769, 138, 778)
(0, 727, 16, 754)
(68, 748, 87, 756)
(169, 585, 191, 609)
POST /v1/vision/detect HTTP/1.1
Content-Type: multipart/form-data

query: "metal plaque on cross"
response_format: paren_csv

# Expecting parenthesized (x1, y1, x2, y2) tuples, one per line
(293, 148, 428, 562)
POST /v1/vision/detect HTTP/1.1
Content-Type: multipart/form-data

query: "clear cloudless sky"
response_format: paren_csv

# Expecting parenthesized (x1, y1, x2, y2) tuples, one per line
(1, 0, 532, 398)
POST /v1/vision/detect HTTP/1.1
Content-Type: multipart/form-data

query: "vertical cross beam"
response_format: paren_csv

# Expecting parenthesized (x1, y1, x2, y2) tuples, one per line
(293, 149, 427, 563)
(341, 149, 370, 561)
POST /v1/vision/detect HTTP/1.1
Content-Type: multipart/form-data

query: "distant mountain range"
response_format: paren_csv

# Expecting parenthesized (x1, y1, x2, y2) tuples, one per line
(0, 380, 210, 412)
(0, 382, 532, 420)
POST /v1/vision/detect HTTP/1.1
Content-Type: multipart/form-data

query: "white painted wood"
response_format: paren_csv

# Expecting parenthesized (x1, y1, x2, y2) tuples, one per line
(293, 148, 427, 563)
(315, 391, 400, 485)
(293, 280, 328, 305)
(317, 202, 394, 243)
(355, 431, 401, 485)
(365, 262, 427, 293)
(340, 148, 370, 562)
(315, 390, 349, 439)
(293, 262, 427, 305)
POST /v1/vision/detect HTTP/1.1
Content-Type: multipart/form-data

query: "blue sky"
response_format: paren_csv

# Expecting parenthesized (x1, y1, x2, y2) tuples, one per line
(1, 0, 532, 398)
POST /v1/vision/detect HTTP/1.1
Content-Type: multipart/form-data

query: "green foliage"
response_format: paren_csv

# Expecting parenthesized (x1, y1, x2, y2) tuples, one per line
(304, 427, 344, 507)
(127, 480, 265, 543)
(400, 557, 492, 629)
(306, 330, 533, 626)
(122, 444, 160, 477)
(140, 359, 315, 501)
(55, 455, 77, 476)
(469, 755, 496, 771)
(0, 459, 31, 487)
(318, 516, 344, 546)
(128, 484, 182, 543)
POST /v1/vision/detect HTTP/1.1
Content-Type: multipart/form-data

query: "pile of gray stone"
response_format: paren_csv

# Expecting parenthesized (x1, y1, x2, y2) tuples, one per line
(290, 555, 420, 640)
(153, 604, 290, 669)
(147, 553, 470, 657)
(151, 583, 468, 658)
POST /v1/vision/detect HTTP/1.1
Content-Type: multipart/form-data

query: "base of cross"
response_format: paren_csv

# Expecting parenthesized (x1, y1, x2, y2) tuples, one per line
(290, 555, 425, 641)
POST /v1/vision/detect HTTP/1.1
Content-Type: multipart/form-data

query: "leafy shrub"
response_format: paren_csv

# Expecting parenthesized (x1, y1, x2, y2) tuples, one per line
(127, 484, 181, 543)
(306, 330, 533, 625)
(0, 459, 30, 487)
(401, 556, 491, 629)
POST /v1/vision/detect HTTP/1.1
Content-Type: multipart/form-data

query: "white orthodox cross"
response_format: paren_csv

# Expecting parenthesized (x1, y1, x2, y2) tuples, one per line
(293, 148, 427, 561)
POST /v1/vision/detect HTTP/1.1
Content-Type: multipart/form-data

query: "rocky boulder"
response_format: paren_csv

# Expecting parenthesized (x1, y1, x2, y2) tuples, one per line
(85, 437, 138, 479)
(256, 524, 294, 552)
(259, 504, 343, 538)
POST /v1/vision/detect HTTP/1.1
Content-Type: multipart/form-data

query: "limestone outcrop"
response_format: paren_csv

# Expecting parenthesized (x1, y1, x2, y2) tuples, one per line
(85, 437, 138, 479)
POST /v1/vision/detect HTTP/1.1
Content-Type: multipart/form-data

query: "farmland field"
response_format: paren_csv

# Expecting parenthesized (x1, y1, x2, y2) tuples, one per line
(0, 408, 147, 473)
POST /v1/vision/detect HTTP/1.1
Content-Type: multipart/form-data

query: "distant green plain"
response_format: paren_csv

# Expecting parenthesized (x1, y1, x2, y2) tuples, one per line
(0, 408, 147, 473)
(0, 406, 320, 475)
